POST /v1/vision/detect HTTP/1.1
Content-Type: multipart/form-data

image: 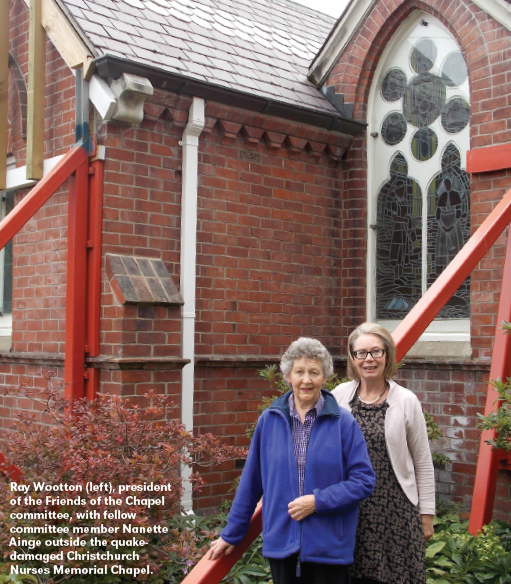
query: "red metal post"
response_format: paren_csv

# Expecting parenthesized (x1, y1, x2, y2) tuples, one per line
(468, 224, 511, 534)
(393, 186, 511, 361)
(84, 158, 104, 400)
(0, 145, 89, 252)
(64, 157, 90, 401)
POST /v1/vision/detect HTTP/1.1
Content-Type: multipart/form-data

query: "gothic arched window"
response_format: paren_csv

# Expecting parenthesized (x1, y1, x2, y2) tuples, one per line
(368, 14, 470, 344)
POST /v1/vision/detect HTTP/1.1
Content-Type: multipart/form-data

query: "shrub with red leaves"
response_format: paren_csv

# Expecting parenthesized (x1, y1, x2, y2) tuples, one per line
(0, 382, 245, 583)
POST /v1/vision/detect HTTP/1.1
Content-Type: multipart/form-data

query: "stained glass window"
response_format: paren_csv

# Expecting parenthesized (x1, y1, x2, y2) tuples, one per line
(411, 128, 438, 161)
(382, 112, 407, 145)
(371, 16, 470, 323)
(376, 154, 422, 319)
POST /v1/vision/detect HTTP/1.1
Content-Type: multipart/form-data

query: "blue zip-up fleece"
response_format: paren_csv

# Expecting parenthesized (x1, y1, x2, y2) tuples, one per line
(221, 390, 375, 564)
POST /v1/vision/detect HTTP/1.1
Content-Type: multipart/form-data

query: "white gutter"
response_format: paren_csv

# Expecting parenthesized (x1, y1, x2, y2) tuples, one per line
(179, 97, 205, 511)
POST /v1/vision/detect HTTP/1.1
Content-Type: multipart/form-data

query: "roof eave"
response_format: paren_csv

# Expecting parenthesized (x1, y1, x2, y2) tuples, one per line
(94, 54, 366, 136)
(308, 0, 375, 88)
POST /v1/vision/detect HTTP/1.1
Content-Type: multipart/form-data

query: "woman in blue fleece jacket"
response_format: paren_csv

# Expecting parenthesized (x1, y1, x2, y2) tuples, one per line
(207, 338, 375, 584)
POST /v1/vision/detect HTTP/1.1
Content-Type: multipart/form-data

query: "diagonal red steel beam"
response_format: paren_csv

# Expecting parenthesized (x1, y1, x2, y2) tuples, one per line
(0, 145, 89, 252)
(393, 186, 511, 361)
(181, 501, 262, 584)
(0, 141, 96, 481)
(468, 223, 511, 534)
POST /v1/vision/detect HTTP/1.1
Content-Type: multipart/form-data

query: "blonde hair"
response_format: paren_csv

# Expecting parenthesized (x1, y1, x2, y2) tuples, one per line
(347, 322, 397, 381)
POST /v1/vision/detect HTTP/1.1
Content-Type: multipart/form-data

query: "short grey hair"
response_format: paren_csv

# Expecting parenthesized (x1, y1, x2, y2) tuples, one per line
(280, 337, 334, 378)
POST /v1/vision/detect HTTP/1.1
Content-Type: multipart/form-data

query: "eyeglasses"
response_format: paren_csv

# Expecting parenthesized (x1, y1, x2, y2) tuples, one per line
(352, 349, 386, 360)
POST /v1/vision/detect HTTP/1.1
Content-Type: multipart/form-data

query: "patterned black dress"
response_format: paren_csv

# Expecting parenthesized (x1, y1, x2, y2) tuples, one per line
(350, 397, 426, 584)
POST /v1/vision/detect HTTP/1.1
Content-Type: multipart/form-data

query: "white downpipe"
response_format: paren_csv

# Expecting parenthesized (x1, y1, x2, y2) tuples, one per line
(180, 97, 205, 510)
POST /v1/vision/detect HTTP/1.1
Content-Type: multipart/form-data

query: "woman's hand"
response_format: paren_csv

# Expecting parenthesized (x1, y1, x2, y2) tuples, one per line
(422, 514, 434, 541)
(205, 536, 235, 560)
(288, 495, 316, 521)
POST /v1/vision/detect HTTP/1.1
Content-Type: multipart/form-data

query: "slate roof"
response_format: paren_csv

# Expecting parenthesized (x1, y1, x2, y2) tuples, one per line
(61, 0, 340, 116)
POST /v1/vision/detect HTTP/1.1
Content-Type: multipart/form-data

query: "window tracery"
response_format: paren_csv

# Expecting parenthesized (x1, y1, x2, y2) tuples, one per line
(371, 16, 470, 324)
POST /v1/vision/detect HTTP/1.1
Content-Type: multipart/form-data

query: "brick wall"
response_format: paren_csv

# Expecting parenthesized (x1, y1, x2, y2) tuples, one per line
(94, 94, 353, 508)
(192, 364, 276, 510)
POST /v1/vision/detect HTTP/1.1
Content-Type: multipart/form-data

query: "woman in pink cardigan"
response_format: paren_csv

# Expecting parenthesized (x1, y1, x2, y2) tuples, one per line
(332, 322, 435, 584)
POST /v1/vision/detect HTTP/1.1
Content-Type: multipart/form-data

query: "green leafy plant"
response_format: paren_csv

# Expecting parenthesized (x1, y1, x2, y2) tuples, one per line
(423, 410, 452, 469)
(425, 509, 511, 583)
(222, 536, 271, 584)
(477, 376, 511, 453)
(160, 513, 228, 584)
(477, 321, 511, 453)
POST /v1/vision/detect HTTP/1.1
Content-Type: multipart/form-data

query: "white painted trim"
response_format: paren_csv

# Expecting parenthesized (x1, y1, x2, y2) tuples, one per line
(0, 314, 12, 336)
(469, 0, 511, 31)
(379, 319, 470, 342)
(308, 0, 375, 86)
(180, 97, 205, 511)
(4, 155, 65, 191)
(89, 75, 117, 121)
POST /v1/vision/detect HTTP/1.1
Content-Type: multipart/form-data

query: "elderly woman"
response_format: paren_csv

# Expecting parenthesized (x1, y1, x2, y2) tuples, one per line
(332, 323, 435, 584)
(207, 337, 375, 584)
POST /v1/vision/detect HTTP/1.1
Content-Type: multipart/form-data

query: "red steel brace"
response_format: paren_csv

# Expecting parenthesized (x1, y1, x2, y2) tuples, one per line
(468, 223, 511, 534)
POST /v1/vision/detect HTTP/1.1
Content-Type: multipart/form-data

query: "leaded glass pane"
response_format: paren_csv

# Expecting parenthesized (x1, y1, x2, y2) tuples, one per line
(2, 192, 13, 315)
(381, 68, 407, 102)
(376, 154, 423, 319)
(442, 51, 468, 87)
(427, 144, 470, 318)
(403, 73, 446, 128)
(411, 128, 438, 161)
(382, 112, 407, 145)
(410, 38, 437, 73)
(441, 97, 470, 134)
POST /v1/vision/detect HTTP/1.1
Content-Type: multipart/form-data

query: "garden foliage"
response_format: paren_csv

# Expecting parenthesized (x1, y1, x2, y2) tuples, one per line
(477, 323, 511, 454)
(477, 321, 511, 451)
(0, 380, 245, 584)
(426, 510, 511, 583)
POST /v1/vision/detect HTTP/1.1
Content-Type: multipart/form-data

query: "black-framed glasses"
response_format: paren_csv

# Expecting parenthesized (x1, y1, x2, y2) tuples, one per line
(352, 349, 386, 360)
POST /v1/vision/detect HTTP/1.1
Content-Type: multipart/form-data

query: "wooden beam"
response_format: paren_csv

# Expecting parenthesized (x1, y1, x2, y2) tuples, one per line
(26, 0, 45, 180)
(23, 0, 95, 79)
(0, 0, 9, 190)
